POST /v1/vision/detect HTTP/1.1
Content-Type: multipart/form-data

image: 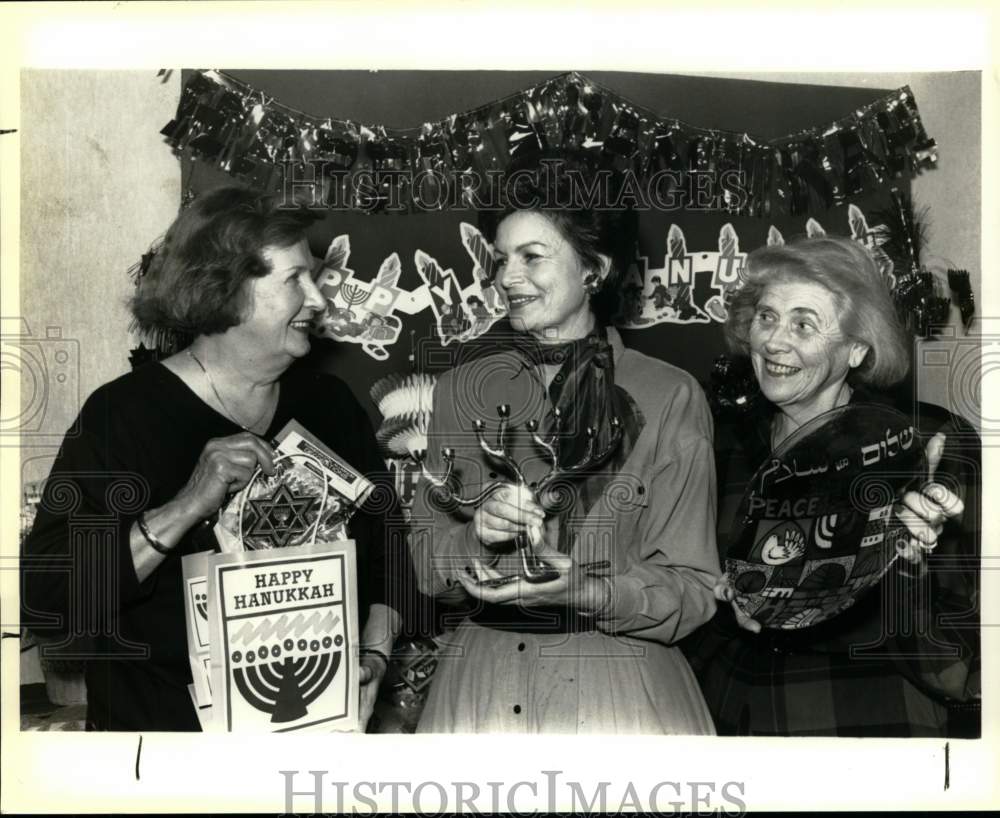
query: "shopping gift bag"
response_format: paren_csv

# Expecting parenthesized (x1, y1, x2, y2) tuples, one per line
(183, 420, 371, 732)
(206, 538, 359, 733)
(724, 403, 924, 629)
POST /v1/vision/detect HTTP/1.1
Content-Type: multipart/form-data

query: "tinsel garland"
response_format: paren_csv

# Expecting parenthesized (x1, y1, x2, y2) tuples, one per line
(160, 70, 937, 217)
(873, 189, 952, 339)
(947, 269, 975, 332)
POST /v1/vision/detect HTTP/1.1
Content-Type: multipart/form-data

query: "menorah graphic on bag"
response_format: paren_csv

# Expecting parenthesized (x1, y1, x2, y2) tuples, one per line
(229, 611, 343, 723)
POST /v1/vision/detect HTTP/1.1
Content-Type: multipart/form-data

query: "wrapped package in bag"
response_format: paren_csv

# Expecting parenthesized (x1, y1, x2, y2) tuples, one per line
(215, 419, 373, 553)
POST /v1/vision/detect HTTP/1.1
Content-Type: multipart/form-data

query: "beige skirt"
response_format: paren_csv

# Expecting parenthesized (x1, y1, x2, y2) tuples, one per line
(417, 620, 716, 734)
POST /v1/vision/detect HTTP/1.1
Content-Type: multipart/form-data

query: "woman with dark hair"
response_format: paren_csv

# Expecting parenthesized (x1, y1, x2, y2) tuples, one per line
(21, 186, 406, 731)
(409, 159, 719, 733)
(684, 235, 979, 736)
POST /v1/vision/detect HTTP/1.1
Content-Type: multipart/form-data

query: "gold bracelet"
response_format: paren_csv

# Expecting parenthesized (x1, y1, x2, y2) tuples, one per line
(137, 511, 173, 556)
(359, 646, 390, 670)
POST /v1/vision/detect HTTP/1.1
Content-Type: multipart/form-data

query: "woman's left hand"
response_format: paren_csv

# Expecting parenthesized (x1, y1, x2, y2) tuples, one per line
(456, 548, 611, 614)
(458, 554, 609, 613)
(895, 433, 965, 564)
(358, 652, 388, 730)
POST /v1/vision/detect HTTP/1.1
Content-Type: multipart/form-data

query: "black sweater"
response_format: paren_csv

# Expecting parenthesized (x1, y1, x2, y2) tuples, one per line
(21, 361, 409, 730)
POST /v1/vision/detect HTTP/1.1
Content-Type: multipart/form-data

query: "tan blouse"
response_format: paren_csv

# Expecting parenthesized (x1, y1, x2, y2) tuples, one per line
(408, 326, 720, 645)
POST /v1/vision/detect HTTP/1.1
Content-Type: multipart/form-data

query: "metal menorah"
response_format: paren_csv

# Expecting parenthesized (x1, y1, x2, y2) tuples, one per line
(414, 404, 623, 583)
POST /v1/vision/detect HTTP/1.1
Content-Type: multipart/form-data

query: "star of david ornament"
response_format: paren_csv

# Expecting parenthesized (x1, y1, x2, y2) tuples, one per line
(243, 483, 318, 549)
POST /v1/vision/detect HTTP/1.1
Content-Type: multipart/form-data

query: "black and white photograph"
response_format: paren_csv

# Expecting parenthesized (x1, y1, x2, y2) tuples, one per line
(2, 3, 996, 813)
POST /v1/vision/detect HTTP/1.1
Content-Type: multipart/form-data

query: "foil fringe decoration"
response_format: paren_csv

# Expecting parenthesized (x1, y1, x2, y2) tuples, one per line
(947, 269, 975, 332)
(873, 189, 952, 338)
(160, 70, 937, 217)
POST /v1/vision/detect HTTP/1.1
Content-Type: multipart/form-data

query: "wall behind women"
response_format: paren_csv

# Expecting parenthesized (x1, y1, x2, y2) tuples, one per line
(18, 70, 182, 483)
(16, 70, 982, 487)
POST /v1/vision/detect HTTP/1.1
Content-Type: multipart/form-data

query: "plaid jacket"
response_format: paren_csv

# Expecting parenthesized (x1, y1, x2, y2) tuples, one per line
(681, 387, 980, 737)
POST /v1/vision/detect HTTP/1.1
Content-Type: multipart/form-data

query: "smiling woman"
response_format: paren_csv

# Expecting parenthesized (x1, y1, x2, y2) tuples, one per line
(408, 155, 719, 734)
(211, 239, 327, 388)
(729, 239, 908, 445)
(21, 187, 410, 731)
(748, 279, 869, 442)
(493, 210, 602, 342)
(681, 236, 981, 737)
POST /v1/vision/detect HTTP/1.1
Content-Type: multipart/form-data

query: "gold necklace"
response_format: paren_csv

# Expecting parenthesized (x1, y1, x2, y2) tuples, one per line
(187, 348, 274, 433)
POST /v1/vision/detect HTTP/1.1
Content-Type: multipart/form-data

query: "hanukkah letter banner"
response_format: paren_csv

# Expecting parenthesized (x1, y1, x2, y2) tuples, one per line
(206, 539, 359, 733)
(724, 403, 925, 630)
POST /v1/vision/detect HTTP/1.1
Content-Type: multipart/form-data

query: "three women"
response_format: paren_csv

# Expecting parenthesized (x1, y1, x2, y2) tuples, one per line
(23, 173, 978, 737)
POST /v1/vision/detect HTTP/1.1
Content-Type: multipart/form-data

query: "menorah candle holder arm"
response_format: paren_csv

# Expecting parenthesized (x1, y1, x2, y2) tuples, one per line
(473, 408, 527, 485)
(414, 445, 556, 583)
(413, 448, 508, 508)
(526, 418, 558, 472)
(496, 403, 510, 453)
(514, 532, 560, 583)
(535, 416, 624, 492)
(556, 417, 623, 476)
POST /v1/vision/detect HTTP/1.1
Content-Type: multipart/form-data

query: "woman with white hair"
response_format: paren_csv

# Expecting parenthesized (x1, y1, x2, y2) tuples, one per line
(685, 235, 980, 736)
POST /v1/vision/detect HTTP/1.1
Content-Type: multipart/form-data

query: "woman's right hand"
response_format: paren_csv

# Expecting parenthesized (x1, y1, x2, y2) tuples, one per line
(472, 483, 546, 548)
(174, 433, 276, 522)
(894, 433, 964, 565)
(714, 576, 762, 634)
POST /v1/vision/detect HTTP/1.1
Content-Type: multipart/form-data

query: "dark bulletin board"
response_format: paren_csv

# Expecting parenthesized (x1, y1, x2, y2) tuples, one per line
(181, 70, 896, 425)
